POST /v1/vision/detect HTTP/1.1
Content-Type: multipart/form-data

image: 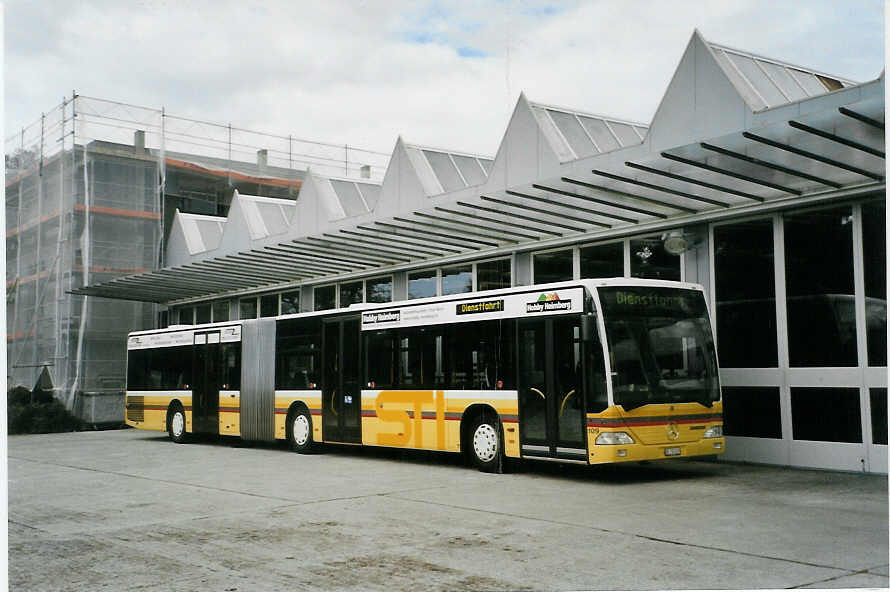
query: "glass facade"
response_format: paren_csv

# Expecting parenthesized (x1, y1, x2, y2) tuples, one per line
(280, 291, 300, 315)
(784, 207, 856, 367)
(862, 201, 887, 366)
(790, 387, 862, 443)
(239, 298, 257, 320)
(630, 236, 680, 280)
(477, 258, 511, 291)
(366, 276, 393, 303)
(722, 387, 782, 438)
(340, 281, 364, 306)
(441, 265, 472, 295)
(212, 300, 229, 322)
(314, 285, 336, 311)
(534, 249, 573, 284)
(580, 242, 623, 279)
(260, 294, 278, 317)
(195, 304, 211, 324)
(408, 269, 437, 300)
(870, 388, 888, 445)
(178, 307, 194, 325)
(714, 219, 778, 367)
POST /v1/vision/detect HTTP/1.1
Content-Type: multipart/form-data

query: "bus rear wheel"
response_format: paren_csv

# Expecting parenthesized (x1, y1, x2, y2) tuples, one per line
(469, 414, 503, 473)
(167, 404, 188, 444)
(287, 408, 315, 454)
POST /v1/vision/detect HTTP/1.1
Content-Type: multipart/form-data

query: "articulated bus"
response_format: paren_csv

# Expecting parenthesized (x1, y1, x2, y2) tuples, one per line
(125, 278, 725, 472)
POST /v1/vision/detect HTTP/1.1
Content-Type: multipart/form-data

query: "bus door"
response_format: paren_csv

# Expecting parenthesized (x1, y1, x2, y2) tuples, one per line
(322, 317, 362, 444)
(192, 330, 221, 435)
(517, 317, 587, 461)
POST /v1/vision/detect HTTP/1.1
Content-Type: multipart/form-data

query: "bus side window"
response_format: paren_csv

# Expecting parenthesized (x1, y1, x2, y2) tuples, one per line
(365, 329, 396, 388)
(445, 320, 514, 391)
(399, 327, 442, 388)
(222, 343, 241, 390)
(275, 318, 322, 390)
(586, 324, 609, 413)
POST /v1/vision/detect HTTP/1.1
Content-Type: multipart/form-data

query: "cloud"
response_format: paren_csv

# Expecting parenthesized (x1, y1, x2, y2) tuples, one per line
(4, 0, 884, 161)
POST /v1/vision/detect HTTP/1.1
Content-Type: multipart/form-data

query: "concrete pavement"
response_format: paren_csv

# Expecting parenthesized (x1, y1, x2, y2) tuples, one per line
(8, 429, 889, 591)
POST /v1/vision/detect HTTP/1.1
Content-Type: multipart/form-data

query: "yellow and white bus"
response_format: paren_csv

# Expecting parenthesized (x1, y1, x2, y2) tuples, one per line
(125, 278, 724, 472)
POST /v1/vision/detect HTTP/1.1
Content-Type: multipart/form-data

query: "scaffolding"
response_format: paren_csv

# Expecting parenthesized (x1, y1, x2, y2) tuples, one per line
(5, 94, 390, 423)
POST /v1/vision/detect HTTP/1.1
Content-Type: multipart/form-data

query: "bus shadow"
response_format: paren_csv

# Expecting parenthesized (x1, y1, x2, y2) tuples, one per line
(143, 433, 720, 483)
(517, 458, 722, 484)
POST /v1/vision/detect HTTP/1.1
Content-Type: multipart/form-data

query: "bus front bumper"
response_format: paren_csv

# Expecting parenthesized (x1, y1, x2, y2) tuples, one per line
(587, 438, 726, 464)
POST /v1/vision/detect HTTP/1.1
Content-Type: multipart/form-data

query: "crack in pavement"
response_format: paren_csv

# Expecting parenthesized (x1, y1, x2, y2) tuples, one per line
(787, 562, 890, 589)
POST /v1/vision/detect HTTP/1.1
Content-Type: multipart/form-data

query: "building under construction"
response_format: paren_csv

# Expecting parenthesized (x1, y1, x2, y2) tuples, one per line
(5, 96, 387, 423)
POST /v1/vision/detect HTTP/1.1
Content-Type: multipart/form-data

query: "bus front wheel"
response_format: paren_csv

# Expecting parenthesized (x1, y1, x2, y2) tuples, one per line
(167, 404, 188, 444)
(469, 414, 503, 473)
(287, 408, 315, 454)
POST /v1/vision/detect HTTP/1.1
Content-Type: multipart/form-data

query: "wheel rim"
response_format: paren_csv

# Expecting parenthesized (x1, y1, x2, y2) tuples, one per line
(171, 411, 184, 437)
(473, 423, 498, 463)
(293, 414, 310, 446)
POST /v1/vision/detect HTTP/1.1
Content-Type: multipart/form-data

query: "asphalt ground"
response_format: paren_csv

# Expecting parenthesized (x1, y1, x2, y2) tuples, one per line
(7, 429, 889, 591)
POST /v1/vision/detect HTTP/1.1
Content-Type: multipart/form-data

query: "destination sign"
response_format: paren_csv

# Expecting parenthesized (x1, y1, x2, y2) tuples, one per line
(456, 299, 504, 315)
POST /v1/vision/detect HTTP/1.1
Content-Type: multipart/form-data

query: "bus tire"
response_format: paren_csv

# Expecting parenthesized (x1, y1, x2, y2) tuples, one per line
(469, 413, 503, 473)
(167, 403, 188, 444)
(286, 407, 315, 454)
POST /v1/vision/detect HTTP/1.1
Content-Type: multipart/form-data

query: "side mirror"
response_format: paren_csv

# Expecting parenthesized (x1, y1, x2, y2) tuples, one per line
(581, 314, 597, 343)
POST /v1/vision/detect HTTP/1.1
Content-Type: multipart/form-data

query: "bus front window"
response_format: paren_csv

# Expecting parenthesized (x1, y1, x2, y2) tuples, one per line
(598, 287, 719, 410)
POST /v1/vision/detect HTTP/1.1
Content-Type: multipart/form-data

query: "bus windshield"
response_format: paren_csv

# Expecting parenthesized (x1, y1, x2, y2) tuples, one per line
(598, 286, 720, 411)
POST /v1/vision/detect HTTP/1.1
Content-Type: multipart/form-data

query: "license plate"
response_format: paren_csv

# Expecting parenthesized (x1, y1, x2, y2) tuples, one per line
(664, 447, 681, 457)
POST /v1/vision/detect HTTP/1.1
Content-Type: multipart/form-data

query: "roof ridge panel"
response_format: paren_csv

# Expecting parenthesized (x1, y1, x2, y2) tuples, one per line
(706, 40, 859, 85)
(527, 100, 649, 128)
(402, 141, 494, 161)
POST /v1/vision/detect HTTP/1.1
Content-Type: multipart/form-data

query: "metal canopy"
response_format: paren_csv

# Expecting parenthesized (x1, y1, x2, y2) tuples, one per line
(73, 84, 884, 305)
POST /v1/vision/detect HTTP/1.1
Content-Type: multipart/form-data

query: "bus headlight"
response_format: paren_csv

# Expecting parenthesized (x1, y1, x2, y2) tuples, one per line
(703, 426, 723, 438)
(596, 432, 634, 445)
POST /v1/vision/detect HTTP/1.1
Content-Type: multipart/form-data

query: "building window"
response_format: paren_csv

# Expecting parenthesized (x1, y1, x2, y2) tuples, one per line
(281, 290, 300, 315)
(477, 258, 510, 291)
(195, 304, 211, 324)
(179, 307, 194, 325)
(366, 276, 393, 303)
(260, 294, 278, 317)
(212, 300, 229, 322)
(722, 387, 782, 438)
(314, 285, 336, 311)
(630, 235, 680, 280)
(340, 281, 364, 307)
(408, 269, 437, 300)
(862, 201, 886, 367)
(784, 207, 856, 367)
(580, 242, 623, 279)
(239, 298, 257, 320)
(870, 388, 887, 445)
(534, 249, 573, 284)
(791, 387, 862, 443)
(714, 219, 778, 367)
(442, 265, 472, 295)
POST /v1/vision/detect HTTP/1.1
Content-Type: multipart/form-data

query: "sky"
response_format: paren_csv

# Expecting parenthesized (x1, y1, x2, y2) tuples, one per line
(4, 0, 885, 160)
